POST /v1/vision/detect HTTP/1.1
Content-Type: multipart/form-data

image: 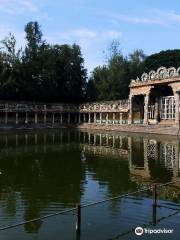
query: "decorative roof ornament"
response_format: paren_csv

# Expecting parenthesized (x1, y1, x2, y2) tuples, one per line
(141, 73, 149, 82)
(131, 66, 180, 85)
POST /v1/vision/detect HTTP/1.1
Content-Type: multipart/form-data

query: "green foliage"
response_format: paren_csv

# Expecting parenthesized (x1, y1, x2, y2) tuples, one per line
(1, 24, 180, 103)
(143, 49, 180, 72)
(87, 47, 180, 101)
(87, 42, 145, 101)
(0, 21, 87, 103)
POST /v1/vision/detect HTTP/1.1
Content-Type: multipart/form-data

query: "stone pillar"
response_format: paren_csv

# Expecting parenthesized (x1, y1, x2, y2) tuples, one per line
(88, 133, 91, 143)
(128, 96, 133, 124)
(88, 113, 91, 124)
(83, 132, 85, 142)
(68, 113, 70, 124)
(44, 105, 47, 124)
(154, 98, 159, 124)
(119, 136, 122, 148)
(143, 94, 149, 125)
(106, 134, 108, 145)
(52, 113, 55, 124)
(83, 113, 86, 123)
(5, 104, 8, 124)
(99, 133, 102, 146)
(34, 105, 38, 124)
(15, 113, 18, 124)
(112, 136, 115, 147)
(60, 113, 63, 124)
(100, 112, 102, 124)
(5, 112, 8, 124)
(44, 113, 47, 124)
(113, 113, 115, 124)
(75, 114, 77, 124)
(94, 134, 96, 145)
(106, 113, 108, 125)
(94, 113, 96, 124)
(25, 112, 28, 124)
(175, 92, 180, 128)
(35, 113, 38, 124)
(120, 113, 123, 124)
(78, 113, 81, 124)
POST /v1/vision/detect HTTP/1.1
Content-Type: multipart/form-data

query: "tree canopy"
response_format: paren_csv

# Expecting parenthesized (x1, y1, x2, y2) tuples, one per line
(0, 21, 87, 103)
(1, 22, 180, 103)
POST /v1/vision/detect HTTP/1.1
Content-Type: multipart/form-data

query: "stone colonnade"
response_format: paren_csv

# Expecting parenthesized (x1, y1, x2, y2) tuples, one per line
(2, 111, 127, 125)
(1, 104, 128, 125)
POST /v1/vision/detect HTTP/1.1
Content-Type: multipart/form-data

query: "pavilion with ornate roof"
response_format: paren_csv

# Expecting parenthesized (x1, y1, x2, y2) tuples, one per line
(128, 66, 180, 127)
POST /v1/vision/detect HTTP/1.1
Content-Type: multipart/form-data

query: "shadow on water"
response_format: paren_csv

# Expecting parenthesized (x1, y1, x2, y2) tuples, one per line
(0, 129, 179, 239)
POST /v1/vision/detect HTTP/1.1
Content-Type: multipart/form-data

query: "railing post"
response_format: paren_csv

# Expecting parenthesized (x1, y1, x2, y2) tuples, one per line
(152, 204, 157, 225)
(152, 184, 157, 207)
(76, 204, 81, 233)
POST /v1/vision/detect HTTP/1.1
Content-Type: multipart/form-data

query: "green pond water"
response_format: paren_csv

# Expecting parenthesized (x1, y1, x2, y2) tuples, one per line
(0, 129, 179, 240)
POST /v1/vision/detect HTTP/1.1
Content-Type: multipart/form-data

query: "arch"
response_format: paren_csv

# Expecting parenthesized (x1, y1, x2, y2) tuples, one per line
(157, 66, 168, 79)
(176, 67, 180, 76)
(149, 70, 156, 80)
(168, 67, 177, 77)
(141, 73, 149, 82)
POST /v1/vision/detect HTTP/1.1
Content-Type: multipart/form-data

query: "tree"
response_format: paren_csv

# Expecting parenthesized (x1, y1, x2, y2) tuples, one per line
(0, 33, 22, 100)
(87, 43, 145, 100)
(143, 49, 180, 72)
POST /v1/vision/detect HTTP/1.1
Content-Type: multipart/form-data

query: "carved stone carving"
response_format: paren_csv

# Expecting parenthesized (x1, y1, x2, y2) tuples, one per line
(131, 66, 180, 85)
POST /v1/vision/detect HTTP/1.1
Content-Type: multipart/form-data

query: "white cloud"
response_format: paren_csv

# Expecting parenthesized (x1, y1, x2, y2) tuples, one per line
(152, 9, 180, 24)
(96, 9, 180, 26)
(95, 10, 163, 25)
(54, 28, 122, 42)
(46, 28, 123, 73)
(0, 0, 38, 15)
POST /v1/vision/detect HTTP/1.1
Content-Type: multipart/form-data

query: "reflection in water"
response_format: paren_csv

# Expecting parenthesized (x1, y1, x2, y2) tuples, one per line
(0, 130, 179, 238)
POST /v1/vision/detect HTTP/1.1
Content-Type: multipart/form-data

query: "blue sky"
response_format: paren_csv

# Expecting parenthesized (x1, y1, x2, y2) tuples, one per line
(1, 0, 180, 73)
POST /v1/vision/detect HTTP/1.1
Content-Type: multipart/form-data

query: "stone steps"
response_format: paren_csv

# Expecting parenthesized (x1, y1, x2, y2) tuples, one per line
(78, 123, 179, 136)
